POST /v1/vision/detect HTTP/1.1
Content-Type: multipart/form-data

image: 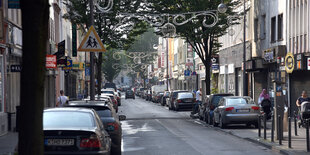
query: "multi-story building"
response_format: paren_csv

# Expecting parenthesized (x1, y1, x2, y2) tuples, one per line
(218, 0, 253, 96)
(286, 0, 310, 114)
(249, 0, 288, 103)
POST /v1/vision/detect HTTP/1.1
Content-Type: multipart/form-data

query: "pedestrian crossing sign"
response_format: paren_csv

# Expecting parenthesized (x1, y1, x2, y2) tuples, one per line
(78, 25, 106, 52)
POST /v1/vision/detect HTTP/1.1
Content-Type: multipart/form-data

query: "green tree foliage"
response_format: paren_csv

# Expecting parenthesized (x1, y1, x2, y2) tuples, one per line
(63, 0, 150, 84)
(102, 49, 122, 82)
(143, 0, 240, 94)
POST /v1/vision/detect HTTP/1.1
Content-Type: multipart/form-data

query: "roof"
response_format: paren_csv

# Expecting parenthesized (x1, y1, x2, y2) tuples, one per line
(44, 107, 95, 113)
(222, 96, 252, 99)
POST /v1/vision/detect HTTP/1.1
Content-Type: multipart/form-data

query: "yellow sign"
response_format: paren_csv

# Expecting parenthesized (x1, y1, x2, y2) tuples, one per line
(78, 25, 106, 52)
(285, 52, 294, 74)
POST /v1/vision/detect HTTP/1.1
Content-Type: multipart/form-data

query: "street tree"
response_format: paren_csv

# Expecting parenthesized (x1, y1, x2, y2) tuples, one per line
(143, 0, 240, 95)
(126, 28, 158, 87)
(19, 0, 49, 154)
(63, 0, 149, 94)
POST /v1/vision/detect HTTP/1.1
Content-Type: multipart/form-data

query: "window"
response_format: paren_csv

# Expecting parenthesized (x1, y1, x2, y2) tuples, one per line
(260, 15, 266, 39)
(254, 18, 258, 41)
(278, 14, 283, 40)
(271, 16, 276, 42)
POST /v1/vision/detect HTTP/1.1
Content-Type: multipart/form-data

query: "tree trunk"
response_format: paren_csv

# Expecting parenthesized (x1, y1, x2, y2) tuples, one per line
(19, 0, 49, 154)
(205, 51, 211, 95)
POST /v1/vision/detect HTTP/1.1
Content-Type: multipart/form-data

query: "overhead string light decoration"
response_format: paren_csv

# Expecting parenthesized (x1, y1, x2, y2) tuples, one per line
(94, 0, 114, 13)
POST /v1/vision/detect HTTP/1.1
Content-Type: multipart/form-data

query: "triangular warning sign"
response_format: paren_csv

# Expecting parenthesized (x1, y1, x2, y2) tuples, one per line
(78, 25, 106, 52)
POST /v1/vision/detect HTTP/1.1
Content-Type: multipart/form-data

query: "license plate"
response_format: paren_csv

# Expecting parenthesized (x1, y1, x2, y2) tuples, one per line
(185, 99, 192, 103)
(45, 139, 74, 146)
(236, 109, 249, 112)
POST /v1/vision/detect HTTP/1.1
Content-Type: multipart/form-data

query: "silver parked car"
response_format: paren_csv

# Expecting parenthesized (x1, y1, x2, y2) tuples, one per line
(213, 96, 260, 129)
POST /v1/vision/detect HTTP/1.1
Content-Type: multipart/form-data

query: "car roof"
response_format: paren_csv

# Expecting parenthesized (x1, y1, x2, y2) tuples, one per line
(222, 96, 251, 99)
(44, 107, 95, 113)
(212, 93, 234, 96)
(67, 103, 112, 110)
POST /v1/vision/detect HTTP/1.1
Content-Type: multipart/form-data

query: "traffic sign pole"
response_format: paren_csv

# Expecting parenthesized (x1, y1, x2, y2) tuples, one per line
(89, 0, 95, 101)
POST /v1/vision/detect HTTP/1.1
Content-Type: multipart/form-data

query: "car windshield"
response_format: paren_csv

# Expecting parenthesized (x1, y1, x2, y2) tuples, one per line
(226, 98, 255, 106)
(178, 93, 193, 98)
(96, 109, 112, 117)
(43, 111, 95, 128)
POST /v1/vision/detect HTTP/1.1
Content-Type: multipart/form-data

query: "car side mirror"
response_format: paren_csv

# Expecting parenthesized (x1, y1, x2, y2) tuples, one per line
(119, 115, 126, 121)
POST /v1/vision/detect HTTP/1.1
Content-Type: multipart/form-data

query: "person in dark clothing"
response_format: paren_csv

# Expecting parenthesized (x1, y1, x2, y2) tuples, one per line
(296, 91, 310, 108)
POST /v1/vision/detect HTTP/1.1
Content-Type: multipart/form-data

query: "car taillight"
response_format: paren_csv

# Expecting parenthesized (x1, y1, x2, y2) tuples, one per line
(251, 106, 260, 110)
(107, 122, 119, 131)
(225, 107, 234, 111)
(80, 135, 102, 148)
(177, 99, 181, 103)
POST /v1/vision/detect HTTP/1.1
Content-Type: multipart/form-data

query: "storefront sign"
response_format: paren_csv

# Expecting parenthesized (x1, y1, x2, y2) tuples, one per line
(57, 57, 67, 67)
(46, 55, 57, 69)
(72, 23, 77, 57)
(285, 52, 294, 74)
(295, 53, 304, 70)
(72, 62, 84, 70)
(10, 65, 22, 72)
(63, 60, 72, 71)
(263, 49, 275, 63)
(54, 40, 65, 59)
(308, 58, 310, 70)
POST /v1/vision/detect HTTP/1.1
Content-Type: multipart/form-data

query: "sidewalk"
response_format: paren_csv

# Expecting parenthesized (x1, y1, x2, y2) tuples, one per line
(0, 132, 18, 155)
(216, 120, 310, 155)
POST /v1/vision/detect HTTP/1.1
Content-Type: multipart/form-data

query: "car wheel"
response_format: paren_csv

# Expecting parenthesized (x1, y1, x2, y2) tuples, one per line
(213, 116, 218, 127)
(219, 116, 226, 129)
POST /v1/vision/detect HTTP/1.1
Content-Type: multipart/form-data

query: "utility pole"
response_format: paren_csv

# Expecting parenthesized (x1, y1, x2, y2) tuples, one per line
(243, 0, 247, 96)
(89, 0, 95, 100)
(166, 38, 169, 91)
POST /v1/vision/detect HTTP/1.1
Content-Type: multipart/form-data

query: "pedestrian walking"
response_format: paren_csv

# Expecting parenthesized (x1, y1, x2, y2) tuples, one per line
(192, 88, 202, 114)
(258, 89, 270, 104)
(56, 90, 68, 107)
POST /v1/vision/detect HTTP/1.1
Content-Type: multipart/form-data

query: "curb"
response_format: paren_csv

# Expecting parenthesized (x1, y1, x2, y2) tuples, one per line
(189, 119, 301, 155)
(213, 126, 308, 155)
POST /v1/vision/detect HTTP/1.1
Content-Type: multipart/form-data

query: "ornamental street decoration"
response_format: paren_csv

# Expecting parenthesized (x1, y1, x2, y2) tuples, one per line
(78, 26, 106, 52)
(285, 52, 294, 74)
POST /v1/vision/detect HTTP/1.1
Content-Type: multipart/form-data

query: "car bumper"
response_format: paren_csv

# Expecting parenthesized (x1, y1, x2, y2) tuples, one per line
(223, 113, 259, 124)
(176, 103, 194, 109)
(45, 150, 110, 155)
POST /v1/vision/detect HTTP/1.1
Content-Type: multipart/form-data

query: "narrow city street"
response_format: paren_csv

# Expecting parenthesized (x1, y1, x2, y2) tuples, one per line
(118, 96, 280, 155)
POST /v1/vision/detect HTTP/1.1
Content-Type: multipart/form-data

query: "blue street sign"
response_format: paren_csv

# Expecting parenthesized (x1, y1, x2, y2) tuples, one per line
(85, 67, 90, 76)
(184, 70, 191, 76)
(212, 64, 219, 70)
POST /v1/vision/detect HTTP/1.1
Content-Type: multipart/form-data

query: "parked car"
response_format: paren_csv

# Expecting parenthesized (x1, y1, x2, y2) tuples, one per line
(213, 96, 260, 129)
(146, 90, 152, 101)
(114, 92, 121, 106)
(67, 101, 126, 155)
(100, 94, 118, 113)
(161, 91, 170, 106)
(154, 92, 164, 103)
(43, 108, 111, 155)
(173, 92, 196, 111)
(103, 82, 117, 91)
(200, 94, 234, 124)
(167, 90, 188, 110)
(125, 90, 135, 99)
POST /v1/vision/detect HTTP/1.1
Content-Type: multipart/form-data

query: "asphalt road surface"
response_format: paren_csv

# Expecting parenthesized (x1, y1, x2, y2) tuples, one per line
(118, 96, 280, 155)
